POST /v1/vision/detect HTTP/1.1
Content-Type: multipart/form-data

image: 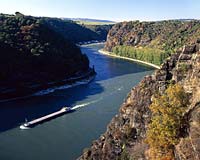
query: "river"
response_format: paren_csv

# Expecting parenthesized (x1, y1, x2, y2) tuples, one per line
(0, 44, 154, 160)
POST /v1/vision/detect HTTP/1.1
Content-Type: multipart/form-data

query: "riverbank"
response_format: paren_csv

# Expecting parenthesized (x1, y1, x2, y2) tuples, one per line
(0, 68, 96, 103)
(98, 49, 161, 69)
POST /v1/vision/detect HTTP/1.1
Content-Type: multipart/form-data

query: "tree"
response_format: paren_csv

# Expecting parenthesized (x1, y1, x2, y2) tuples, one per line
(146, 84, 189, 160)
(15, 12, 24, 17)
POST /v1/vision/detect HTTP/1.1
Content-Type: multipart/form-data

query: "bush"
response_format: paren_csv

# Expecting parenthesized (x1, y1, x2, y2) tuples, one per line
(146, 84, 189, 159)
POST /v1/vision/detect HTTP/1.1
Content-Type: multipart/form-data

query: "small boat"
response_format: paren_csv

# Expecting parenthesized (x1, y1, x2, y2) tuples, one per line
(20, 107, 72, 129)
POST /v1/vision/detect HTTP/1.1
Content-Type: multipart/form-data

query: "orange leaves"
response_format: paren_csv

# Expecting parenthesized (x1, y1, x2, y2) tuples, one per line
(20, 24, 34, 33)
(146, 84, 189, 160)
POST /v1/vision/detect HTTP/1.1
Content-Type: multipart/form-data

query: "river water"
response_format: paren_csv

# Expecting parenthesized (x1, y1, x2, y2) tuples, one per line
(0, 44, 154, 160)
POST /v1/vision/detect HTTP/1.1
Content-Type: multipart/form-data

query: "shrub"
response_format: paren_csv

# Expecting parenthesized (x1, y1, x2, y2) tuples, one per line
(146, 84, 189, 159)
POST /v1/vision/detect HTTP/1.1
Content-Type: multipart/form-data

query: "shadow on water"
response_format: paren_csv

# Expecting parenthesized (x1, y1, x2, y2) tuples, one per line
(0, 45, 154, 133)
(0, 80, 104, 132)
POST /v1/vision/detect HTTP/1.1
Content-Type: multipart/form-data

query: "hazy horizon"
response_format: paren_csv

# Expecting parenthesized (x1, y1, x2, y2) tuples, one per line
(0, 0, 200, 22)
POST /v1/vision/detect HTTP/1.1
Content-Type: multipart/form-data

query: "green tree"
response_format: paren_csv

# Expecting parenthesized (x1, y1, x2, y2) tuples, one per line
(146, 84, 189, 160)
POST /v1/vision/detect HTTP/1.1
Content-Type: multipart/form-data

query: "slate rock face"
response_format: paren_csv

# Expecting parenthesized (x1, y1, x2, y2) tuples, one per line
(79, 43, 200, 160)
(104, 21, 200, 53)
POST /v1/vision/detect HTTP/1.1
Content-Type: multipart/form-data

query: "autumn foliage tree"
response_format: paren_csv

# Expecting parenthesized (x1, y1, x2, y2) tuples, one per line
(146, 84, 189, 160)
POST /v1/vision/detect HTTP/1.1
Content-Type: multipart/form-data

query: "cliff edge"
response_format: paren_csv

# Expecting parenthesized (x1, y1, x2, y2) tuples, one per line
(104, 20, 200, 66)
(79, 43, 200, 160)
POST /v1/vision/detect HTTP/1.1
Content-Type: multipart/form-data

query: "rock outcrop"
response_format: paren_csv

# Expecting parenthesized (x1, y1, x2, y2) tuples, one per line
(79, 43, 200, 160)
(104, 20, 200, 52)
(103, 20, 200, 66)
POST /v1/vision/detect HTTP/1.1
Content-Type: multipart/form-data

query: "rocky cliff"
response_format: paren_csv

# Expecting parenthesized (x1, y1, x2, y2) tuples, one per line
(104, 20, 200, 52)
(103, 20, 200, 66)
(79, 43, 200, 160)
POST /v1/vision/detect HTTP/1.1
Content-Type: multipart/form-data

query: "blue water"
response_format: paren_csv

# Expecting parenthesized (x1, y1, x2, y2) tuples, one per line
(0, 44, 154, 160)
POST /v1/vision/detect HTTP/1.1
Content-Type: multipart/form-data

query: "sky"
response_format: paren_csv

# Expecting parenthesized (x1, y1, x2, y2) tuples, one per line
(0, 0, 200, 21)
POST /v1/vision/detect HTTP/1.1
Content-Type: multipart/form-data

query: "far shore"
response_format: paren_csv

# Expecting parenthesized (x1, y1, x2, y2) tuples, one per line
(98, 49, 161, 69)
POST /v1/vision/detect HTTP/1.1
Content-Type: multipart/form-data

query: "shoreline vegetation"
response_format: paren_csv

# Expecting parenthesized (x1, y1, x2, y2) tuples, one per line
(98, 49, 161, 69)
(0, 68, 96, 103)
(0, 41, 160, 102)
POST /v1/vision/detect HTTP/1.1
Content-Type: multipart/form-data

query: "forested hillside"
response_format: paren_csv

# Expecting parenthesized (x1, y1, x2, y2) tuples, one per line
(84, 24, 112, 41)
(104, 20, 200, 65)
(43, 17, 112, 43)
(0, 13, 91, 99)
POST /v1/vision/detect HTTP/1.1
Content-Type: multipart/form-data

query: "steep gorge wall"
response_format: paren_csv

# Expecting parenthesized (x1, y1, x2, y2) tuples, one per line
(79, 43, 200, 160)
(104, 20, 200, 52)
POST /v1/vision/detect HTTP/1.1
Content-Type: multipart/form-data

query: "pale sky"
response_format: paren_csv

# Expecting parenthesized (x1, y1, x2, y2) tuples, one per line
(0, 0, 199, 21)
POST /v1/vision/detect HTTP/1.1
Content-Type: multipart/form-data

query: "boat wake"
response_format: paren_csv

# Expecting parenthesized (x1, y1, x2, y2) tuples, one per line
(19, 98, 102, 130)
(20, 125, 30, 130)
(71, 98, 101, 110)
(71, 102, 92, 110)
(71, 87, 124, 111)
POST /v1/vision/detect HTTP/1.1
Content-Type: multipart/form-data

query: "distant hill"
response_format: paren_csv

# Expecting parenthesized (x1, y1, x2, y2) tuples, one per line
(171, 18, 198, 22)
(43, 17, 112, 42)
(63, 18, 116, 25)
